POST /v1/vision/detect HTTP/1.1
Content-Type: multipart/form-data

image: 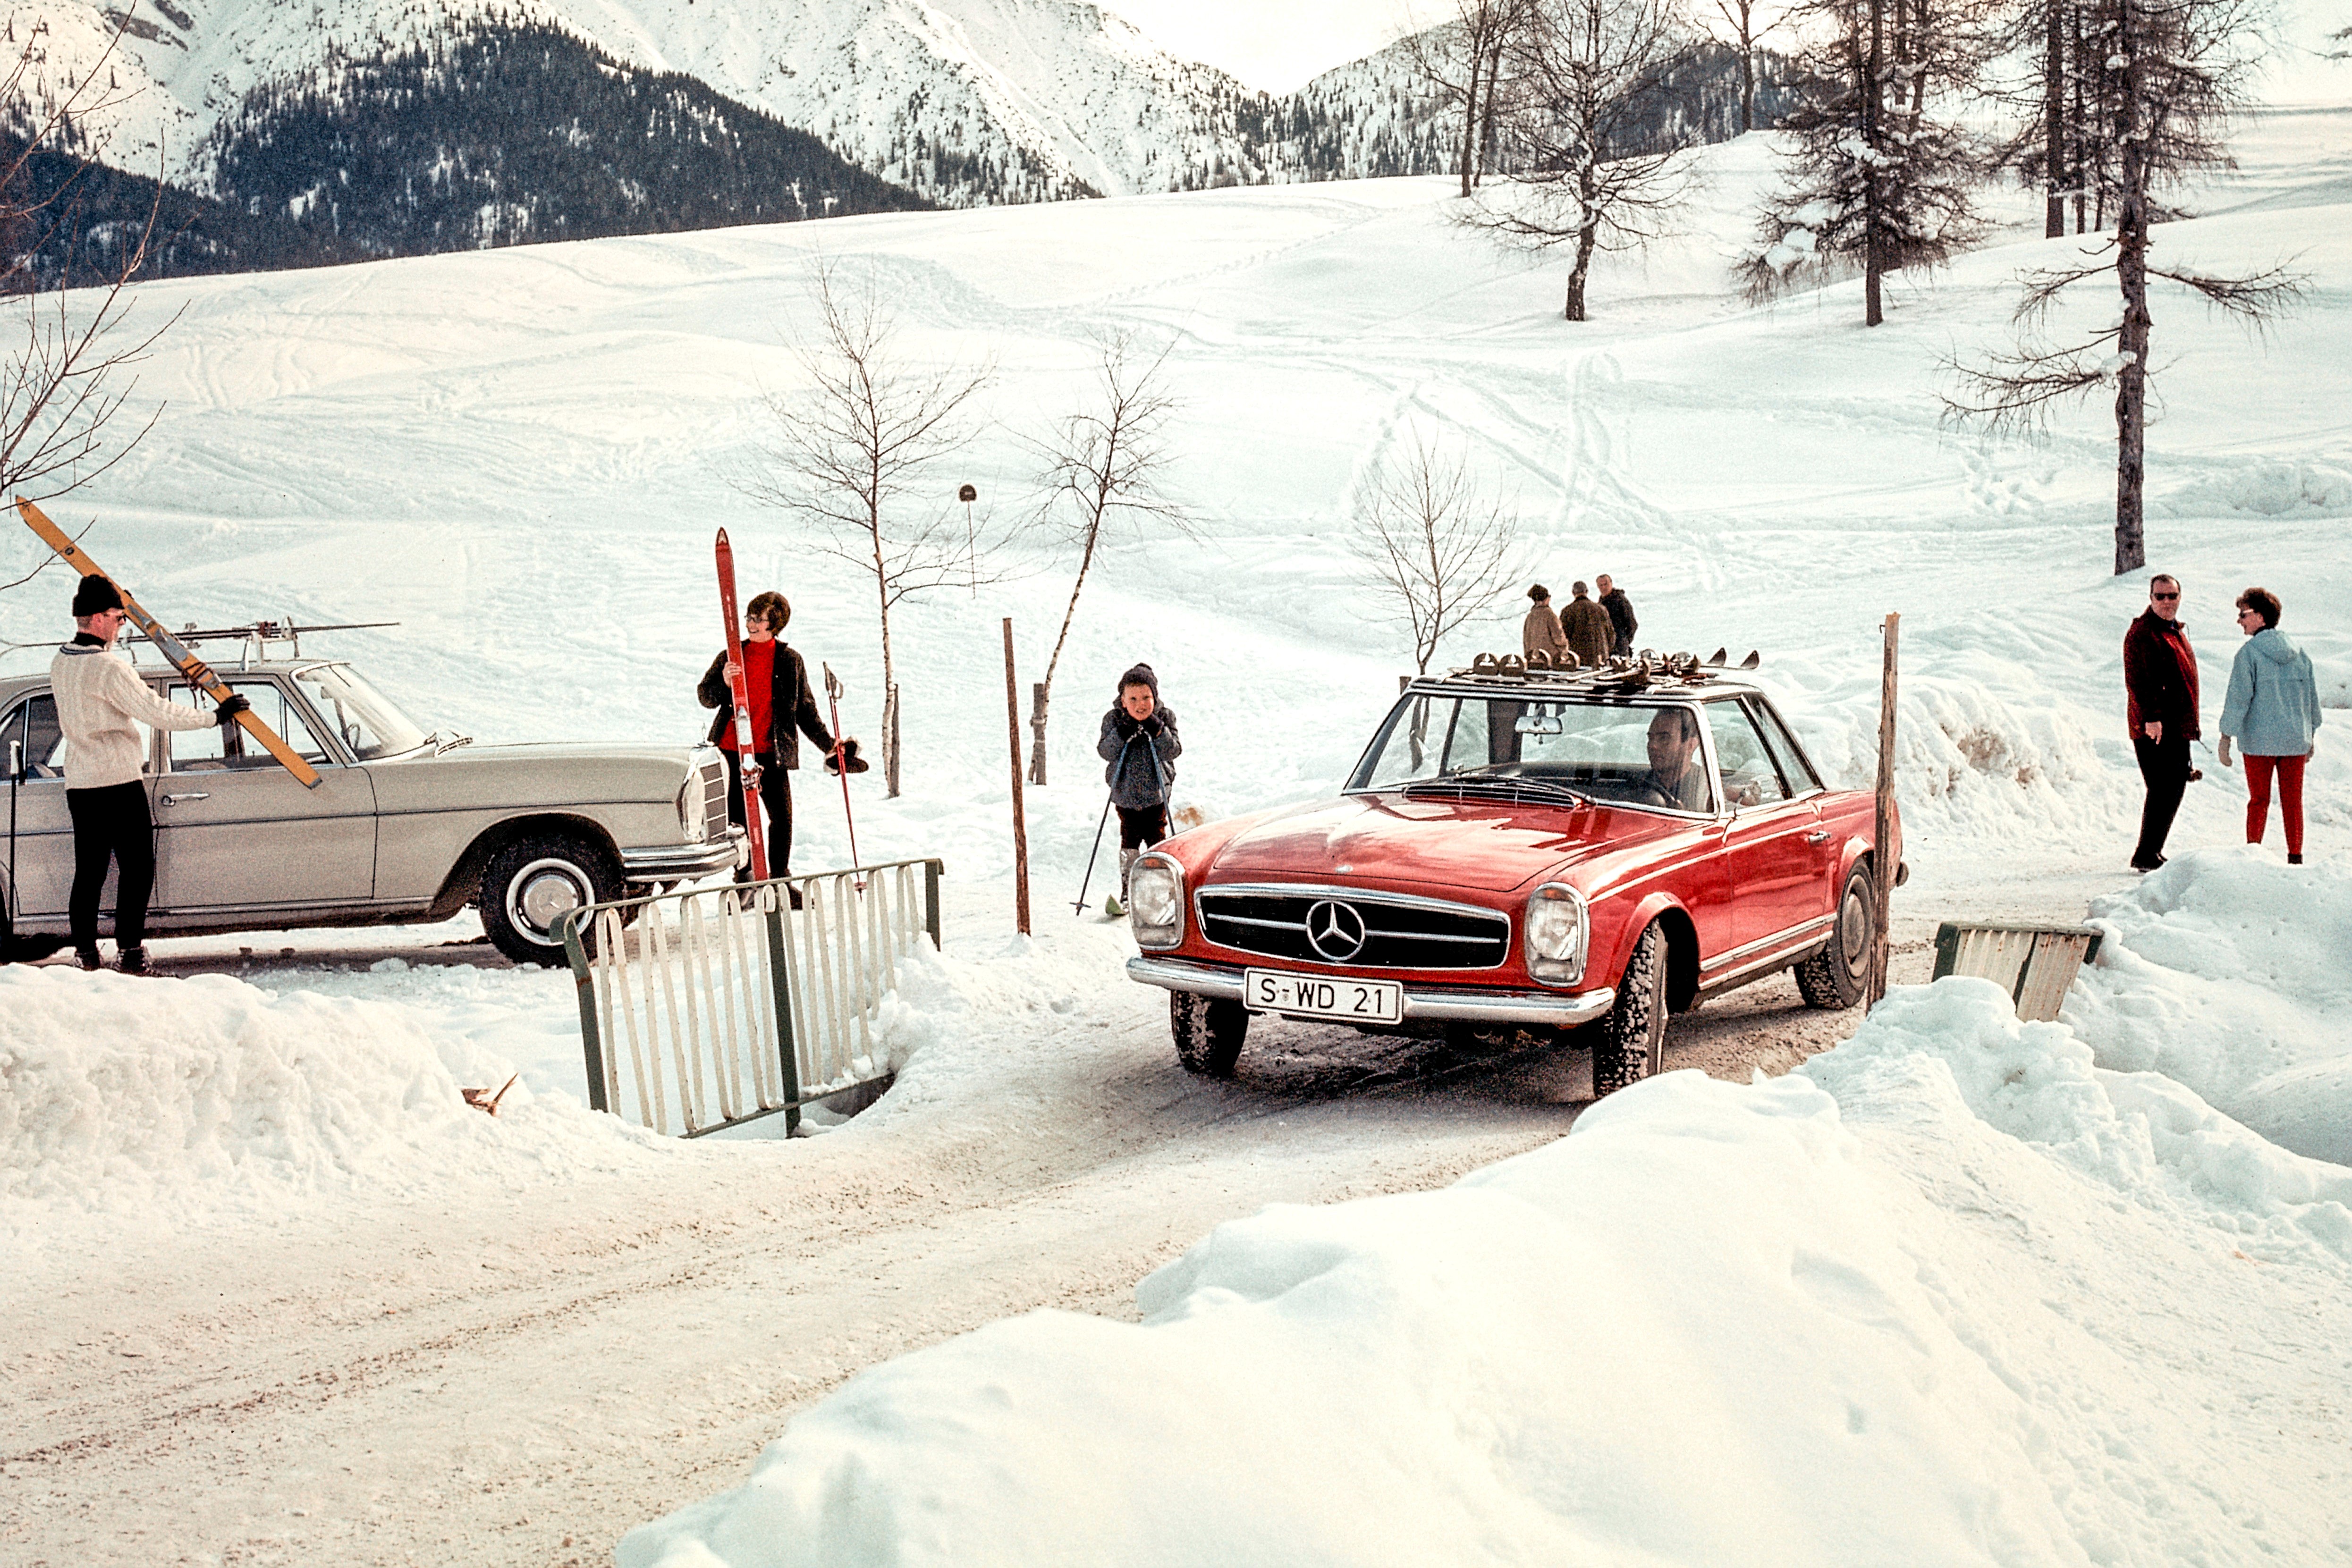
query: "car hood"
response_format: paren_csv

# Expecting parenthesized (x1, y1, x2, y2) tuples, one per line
(1206, 793, 1676, 894)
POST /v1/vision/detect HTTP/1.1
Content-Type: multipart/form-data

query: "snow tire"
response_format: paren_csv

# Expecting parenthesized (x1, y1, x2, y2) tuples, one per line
(1591, 919, 1668, 1097)
(1171, 991, 1248, 1079)
(1795, 864, 1874, 1011)
(480, 833, 620, 968)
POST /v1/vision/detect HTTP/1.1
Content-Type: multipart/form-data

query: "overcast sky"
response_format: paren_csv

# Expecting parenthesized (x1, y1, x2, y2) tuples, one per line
(1098, 0, 1421, 92)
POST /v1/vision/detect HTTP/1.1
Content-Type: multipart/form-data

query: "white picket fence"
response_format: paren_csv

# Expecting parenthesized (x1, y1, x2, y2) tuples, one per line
(558, 859, 942, 1137)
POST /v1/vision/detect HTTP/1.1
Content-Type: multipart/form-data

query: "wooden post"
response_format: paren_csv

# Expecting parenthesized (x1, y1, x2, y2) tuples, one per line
(1002, 618, 1031, 936)
(1866, 613, 1899, 1010)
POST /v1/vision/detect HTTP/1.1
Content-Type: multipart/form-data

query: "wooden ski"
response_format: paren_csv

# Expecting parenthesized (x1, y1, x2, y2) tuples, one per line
(715, 528, 770, 880)
(15, 496, 322, 789)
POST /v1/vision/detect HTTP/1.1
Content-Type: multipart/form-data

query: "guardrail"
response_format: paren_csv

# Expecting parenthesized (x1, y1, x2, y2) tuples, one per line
(556, 858, 943, 1138)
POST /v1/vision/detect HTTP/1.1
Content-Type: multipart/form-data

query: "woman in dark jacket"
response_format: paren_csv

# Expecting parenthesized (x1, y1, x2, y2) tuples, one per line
(1098, 662, 1181, 908)
(695, 591, 845, 880)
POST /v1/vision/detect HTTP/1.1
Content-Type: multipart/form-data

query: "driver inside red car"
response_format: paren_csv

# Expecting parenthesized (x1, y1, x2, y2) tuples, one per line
(1639, 708, 1711, 812)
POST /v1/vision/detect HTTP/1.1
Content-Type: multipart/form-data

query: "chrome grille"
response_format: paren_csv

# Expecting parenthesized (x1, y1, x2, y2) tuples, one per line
(1195, 887, 1509, 970)
(698, 756, 730, 841)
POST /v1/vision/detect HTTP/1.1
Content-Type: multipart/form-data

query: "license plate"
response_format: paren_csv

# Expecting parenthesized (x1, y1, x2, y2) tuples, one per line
(1243, 969, 1404, 1024)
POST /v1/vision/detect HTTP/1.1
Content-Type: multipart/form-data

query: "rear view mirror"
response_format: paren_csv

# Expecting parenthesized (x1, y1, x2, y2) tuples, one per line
(1514, 713, 1563, 737)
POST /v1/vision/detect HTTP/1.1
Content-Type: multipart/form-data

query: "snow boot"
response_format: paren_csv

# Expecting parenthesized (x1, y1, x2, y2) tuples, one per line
(115, 946, 148, 976)
(76, 947, 103, 972)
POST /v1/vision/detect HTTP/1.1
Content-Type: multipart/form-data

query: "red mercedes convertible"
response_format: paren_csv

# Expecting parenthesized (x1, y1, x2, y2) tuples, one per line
(1125, 654, 1902, 1093)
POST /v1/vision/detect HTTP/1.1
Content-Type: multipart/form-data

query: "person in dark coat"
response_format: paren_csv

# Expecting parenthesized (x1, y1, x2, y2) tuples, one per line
(696, 591, 849, 882)
(1597, 574, 1637, 658)
(2123, 574, 2200, 872)
(1097, 662, 1181, 905)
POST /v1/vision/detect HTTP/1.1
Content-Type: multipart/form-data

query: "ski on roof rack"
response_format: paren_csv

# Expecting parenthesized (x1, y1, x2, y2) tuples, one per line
(1432, 647, 1760, 691)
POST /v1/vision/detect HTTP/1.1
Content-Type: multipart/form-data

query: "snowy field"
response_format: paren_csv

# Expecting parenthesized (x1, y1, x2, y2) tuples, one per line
(4, 110, 2351, 1565)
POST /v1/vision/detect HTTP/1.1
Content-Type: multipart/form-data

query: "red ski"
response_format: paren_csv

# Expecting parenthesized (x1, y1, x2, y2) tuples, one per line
(715, 529, 770, 881)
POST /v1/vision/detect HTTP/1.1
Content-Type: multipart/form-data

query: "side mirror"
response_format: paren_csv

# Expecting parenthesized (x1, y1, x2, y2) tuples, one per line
(6, 738, 20, 784)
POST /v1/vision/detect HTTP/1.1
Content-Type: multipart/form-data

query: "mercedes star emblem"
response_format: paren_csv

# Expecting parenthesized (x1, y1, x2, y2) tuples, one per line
(1304, 900, 1368, 962)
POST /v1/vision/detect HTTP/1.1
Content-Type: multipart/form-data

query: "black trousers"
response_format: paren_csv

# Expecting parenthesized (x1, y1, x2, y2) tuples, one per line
(68, 780, 155, 954)
(1117, 803, 1168, 850)
(2132, 731, 2192, 867)
(723, 750, 794, 878)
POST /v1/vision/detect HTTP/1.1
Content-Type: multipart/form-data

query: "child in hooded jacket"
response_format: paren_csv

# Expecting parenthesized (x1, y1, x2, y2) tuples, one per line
(1098, 662, 1181, 905)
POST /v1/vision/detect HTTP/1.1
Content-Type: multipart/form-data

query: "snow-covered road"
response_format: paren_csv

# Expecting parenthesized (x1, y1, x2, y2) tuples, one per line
(11, 902, 1880, 1567)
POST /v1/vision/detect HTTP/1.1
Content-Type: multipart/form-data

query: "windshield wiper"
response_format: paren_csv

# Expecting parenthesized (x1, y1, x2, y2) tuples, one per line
(1402, 775, 1589, 808)
(430, 730, 474, 755)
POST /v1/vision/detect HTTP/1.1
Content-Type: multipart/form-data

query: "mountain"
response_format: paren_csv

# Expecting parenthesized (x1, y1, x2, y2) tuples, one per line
(15, 0, 1794, 209)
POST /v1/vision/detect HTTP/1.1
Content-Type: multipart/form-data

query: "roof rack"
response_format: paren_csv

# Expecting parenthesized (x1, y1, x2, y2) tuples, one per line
(119, 618, 399, 668)
(1430, 647, 1761, 693)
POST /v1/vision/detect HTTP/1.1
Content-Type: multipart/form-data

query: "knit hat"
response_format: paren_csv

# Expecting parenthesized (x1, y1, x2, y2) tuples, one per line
(72, 574, 124, 616)
(1117, 662, 1159, 698)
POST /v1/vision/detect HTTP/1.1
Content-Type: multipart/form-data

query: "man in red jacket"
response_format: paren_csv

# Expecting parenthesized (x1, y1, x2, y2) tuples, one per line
(2123, 574, 2200, 872)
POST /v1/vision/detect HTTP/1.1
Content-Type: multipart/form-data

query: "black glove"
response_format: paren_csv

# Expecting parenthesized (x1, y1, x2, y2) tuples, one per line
(1141, 713, 1165, 735)
(214, 693, 252, 727)
(1114, 712, 1142, 737)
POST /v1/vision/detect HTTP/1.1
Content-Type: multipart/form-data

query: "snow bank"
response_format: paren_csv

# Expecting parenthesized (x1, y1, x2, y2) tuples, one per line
(1807, 978, 2352, 1268)
(0, 966, 666, 1242)
(619, 976, 2351, 1568)
(2061, 847, 2352, 1165)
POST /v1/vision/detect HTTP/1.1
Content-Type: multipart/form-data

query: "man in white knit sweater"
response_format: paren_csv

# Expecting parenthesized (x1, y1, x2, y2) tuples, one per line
(51, 573, 247, 973)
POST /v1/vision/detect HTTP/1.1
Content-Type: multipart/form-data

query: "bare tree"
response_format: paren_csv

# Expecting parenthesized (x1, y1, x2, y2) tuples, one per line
(1464, 0, 1698, 321)
(1708, 0, 1783, 131)
(1352, 430, 1519, 676)
(736, 264, 996, 796)
(1025, 331, 1184, 786)
(1406, 0, 1528, 196)
(1945, 0, 2292, 575)
(0, 20, 179, 599)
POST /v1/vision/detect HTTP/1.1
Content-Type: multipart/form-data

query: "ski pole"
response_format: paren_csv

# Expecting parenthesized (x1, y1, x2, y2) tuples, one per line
(1073, 733, 1132, 915)
(822, 663, 864, 891)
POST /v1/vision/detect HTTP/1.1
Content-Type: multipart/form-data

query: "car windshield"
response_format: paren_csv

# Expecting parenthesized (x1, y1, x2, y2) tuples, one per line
(293, 663, 430, 760)
(1352, 692, 1717, 815)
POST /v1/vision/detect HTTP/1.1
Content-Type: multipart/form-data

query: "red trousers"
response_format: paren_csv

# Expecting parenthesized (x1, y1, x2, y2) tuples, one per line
(2245, 753, 2307, 856)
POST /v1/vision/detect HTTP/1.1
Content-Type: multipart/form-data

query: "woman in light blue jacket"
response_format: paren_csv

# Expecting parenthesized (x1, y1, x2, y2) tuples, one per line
(2218, 586, 2322, 864)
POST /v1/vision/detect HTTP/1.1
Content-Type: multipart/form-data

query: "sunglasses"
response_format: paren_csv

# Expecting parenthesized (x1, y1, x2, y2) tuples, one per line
(2151, 591, 2180, 601)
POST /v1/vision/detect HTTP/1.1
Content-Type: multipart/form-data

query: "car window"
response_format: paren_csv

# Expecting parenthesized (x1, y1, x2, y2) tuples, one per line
(293, 664, 427, 759)
(1706, 702, 1789, 807)
(1356, 694, 1716, 811)
(2, 695, 66, 778)
(166, 681, 333, 771)
(1746, 698, 1823, 794)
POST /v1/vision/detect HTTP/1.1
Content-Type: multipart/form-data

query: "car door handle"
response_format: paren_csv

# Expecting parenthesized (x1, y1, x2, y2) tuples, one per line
(1803, 829, 1831, 844)
(161, 792, 211, 806)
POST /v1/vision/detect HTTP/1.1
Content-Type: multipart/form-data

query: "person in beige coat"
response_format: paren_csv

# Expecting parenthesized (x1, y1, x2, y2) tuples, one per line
(1522, 585, 1569, 666)
(1562, 581, 1614, 670)
(50, 574, 246, 972)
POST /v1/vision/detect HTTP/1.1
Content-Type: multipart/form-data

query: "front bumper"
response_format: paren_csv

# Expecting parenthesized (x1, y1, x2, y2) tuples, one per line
(618, 830, 746, 884)
(1127, 955, 1617, 1029)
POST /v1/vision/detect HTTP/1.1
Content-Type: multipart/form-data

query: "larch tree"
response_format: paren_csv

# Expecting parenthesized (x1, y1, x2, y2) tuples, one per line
(1946, 0, 2295, 576)
(1025, 330, 1185, 787)
(1708, 0, 1784, 132)
(1464, 0, 1699, 322)
(736, 263, 997, 797)
(1740, 0, 1995, 325)
(1407, 0, 1530, 195)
